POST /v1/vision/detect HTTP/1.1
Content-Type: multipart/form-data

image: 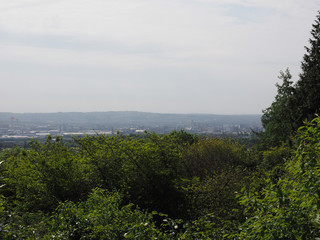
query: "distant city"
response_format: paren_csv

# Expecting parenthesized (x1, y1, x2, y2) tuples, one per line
(0, 112, 263, 141)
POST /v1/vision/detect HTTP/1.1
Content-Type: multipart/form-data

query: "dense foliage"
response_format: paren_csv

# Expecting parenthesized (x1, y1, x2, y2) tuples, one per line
(0, 131, 254, 239)
(238, 117, 320, 239)
(2, 115, 320, 239)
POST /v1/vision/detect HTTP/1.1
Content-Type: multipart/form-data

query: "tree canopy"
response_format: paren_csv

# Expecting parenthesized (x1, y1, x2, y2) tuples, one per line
(261, 69, 295, 147)
(291, 11, 320, 128)
(261, 11, 320, 148)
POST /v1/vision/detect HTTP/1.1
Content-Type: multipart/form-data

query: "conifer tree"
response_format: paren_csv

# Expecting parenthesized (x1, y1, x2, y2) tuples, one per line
(261, 69, 295, 147)
(290, 11, 320, 129)
(261, 12, 320, 147)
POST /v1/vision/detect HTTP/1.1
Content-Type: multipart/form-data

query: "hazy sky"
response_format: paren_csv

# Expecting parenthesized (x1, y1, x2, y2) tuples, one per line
(1, 0, 319, 114)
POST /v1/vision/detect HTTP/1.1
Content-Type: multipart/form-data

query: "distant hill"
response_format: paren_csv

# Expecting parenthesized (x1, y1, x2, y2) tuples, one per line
(0, 111, 261, 127)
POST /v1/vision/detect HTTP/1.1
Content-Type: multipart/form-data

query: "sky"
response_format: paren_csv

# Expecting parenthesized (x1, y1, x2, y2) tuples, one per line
(0, 0, 319, 114)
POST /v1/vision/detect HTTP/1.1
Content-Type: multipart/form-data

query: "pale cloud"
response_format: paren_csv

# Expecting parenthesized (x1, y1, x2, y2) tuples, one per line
(0, 0, 319, 114)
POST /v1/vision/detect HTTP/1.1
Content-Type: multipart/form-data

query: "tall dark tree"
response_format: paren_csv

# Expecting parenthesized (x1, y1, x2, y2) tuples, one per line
(260, 69, 295, 147)
(290, 11, 320, 129)
(261, 12, 320, 147)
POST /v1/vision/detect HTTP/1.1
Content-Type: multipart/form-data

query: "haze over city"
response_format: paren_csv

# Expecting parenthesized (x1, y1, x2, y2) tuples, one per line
(1, 0, 319, 114)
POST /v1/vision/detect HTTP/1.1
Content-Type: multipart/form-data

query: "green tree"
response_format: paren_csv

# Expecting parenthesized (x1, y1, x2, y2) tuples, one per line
(178, 137, 252, 221)
(2, 136, 90, 213)
(45, 188, 162, 239)
(290, 11, 320, 129)
(261, 12, 320, 148)
(260, 68, 295, 147)
(237, 117, 320, 239)
(75, 133, 185, 218)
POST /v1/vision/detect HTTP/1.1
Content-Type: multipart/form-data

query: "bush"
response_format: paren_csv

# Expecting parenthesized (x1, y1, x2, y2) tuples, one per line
(45, 188, 161, 239)
(238, 117, 320, 239)
(1, 137, 90, 213)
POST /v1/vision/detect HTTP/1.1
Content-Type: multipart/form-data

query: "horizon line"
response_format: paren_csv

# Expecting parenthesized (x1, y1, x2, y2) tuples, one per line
(0, 110, 262, 116)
